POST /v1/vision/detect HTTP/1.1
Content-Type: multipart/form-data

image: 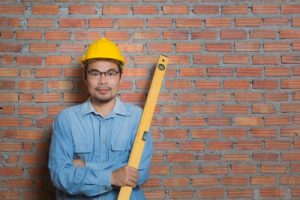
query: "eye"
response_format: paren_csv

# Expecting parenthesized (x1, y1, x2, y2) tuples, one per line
(90, 71, 100, 76)
(107, 70, 119, 77)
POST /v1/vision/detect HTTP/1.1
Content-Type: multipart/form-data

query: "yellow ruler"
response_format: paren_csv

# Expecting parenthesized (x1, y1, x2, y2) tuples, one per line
(117, 55, 169, 200)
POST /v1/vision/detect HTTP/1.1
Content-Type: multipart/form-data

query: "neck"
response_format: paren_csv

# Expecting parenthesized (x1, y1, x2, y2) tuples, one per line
(90, 97, 116, 117)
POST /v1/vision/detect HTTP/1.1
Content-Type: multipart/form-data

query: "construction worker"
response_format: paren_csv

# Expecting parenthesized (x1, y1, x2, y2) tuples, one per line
(48, 38, 153, 200)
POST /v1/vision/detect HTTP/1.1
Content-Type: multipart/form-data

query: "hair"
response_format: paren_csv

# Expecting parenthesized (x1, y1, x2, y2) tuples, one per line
(82, 58, 123, 80)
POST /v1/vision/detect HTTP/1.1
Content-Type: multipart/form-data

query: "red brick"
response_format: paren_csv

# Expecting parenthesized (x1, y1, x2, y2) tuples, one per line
(252, 104, 276, 114)
(179, 116, 205, 126)
(206, 18, 232, 27)
(169, 190, 194, 199)
(0, 80, 15, 89)
(0, 42, 22, 52)
(75, 31, 101, 40)
(191, 105, 218, 114)
(0, 142, 22, 151)
(28, 18, 54, 28)
(195, 80, 221, 89)
(105, 31, 130, 41)
(177, 93, 202, 103)
(176, 18, 202, 28)
(0, 5, 25, 14)
(237, 141, 262, 150)
(206, 92, 232, 102)
(224, 80, 249, 89)
(235, 42, 260, 52)
(235, 117, 263, 126)
(46, 56, 71, 65)
(260, 188, 285, 198)
(6, 178, 34, 189)
(253, 55, 279, 65)
(264, 116, 291, 126)
(88, 18, 115, 28)
(228, 188, 253, 198)
(231, 164, 257, 174)
(163, 5, 189, 15)
(281, 80, 300, 89)
(60, 43, 85, 52)
(32, 5, 59, 15)
(201, 165, 228, 175)
(179, 141, 205, 151)
(69, 5, 96, 14)
(133, 5, 158, 15)
(0, 68, 18, 77)
(222, 105, 248, 114)
(221, 176, 247, 185)
(35, 93, 61, 103)
(293, 18, 300, 27)
(15, 130, 45, 140)
(146, 43, 172, 53)
(199, 188, 225, 198)
(205, 43, 232, 52)
(265, 67, 291, 77)
(30, 43, 56, 53)
(118, 19, 144, 28)
(135, 31, 160, 40)
(221, 30, 247, 40)
(45, 31, 71, 40)
(222, 5, 248, 14)
(282, 153, 300, 161)
(0, 93, 18, 102)
(147, 18, 173, 28)
(0, 30, 13, 39)
(167, 153, 194, 163)
(264, 17, 289, 26)
(0, 167, 23, 176)
(224, 55, 248, 64)
(164, 177, 189, 187)
(176, 43, 201, 52)
(18, 80, 44, 90)
(103, 5, 129, 15)
(253, 80, 278, 89)
(192, 31, 217, 40)
(224, 154, 250, 162)
(192, 177, 218, 186)
(280, 128, 300, 137)
(193, 5, 219, 14)
(252, 4, 278, 14)
(18, 106, 44, 115)
(207, 67, 233, 77)
(280, 30, 300, 39)
(194, 54, 220, 65)
(59, 18, 86, 28)
(281, 5, 300, 14)
(236, 18, 262, 27)
(16, 56, 42, 66)
(282, 55, 300, 64)
(265, 140, 291, 150)
(253, 153, 278, 161)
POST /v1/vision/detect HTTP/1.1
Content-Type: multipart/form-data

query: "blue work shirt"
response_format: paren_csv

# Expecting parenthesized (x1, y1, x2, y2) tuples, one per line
(48, 98, 153, 200)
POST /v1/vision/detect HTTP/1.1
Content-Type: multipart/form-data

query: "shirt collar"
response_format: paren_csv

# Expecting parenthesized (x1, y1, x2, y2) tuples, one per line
(80, 97, 128, 117)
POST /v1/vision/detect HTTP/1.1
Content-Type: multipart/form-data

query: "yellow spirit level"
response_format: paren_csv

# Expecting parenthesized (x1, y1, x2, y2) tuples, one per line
(117, 55, 169, 200)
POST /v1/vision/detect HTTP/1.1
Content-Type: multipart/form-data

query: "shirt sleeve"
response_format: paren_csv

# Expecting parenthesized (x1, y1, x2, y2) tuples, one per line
(136, 131, 153, 186)
(48, 111, 117, 196)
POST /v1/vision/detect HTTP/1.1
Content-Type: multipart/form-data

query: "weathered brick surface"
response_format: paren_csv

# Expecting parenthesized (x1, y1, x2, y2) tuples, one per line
(1, 1, 300, 199)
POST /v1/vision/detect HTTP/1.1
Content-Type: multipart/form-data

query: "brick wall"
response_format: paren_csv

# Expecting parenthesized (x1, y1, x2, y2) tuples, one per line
(1, 0, 300, 199)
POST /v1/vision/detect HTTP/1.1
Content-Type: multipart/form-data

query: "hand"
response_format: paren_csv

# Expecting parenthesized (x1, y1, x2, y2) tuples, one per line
(73, 159, 85, 167)
(111, 165, 138, 188)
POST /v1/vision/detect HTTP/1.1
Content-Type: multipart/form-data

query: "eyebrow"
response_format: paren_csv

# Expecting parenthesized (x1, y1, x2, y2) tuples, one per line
(87, 68, 118, 72)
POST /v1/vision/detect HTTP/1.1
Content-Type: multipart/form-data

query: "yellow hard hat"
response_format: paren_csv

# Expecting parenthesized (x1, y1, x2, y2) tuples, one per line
(81, 38, 125, 68)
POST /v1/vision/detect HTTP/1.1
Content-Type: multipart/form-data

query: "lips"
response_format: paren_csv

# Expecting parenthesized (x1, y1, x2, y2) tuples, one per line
(95, 87, 111, 94)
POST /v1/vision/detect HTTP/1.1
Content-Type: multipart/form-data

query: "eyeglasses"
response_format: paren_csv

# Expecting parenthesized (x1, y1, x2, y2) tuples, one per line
(87, 69, 120, 79)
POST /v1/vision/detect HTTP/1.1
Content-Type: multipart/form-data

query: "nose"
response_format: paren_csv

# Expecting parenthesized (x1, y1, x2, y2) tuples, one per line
(97, 73, 108, 84)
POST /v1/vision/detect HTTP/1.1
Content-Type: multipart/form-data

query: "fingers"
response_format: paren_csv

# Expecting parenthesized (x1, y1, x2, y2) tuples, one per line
(111, 165, 139, 187)
(73, 159, 85, 167)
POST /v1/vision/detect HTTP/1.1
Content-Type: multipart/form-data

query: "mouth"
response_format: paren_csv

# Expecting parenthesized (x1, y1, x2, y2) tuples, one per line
(95, 87, 111, 94)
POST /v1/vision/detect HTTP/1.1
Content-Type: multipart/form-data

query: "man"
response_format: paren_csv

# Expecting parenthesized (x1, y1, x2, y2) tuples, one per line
(48, 38, 153, 200)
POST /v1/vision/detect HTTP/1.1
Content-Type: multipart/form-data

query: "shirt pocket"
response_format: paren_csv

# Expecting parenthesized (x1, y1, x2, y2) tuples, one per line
(110, 139, 131, 162)
(73, 142, 92, 161)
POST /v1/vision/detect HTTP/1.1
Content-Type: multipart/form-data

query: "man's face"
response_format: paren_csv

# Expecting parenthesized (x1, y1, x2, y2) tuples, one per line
(85, 60, 121, 104)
